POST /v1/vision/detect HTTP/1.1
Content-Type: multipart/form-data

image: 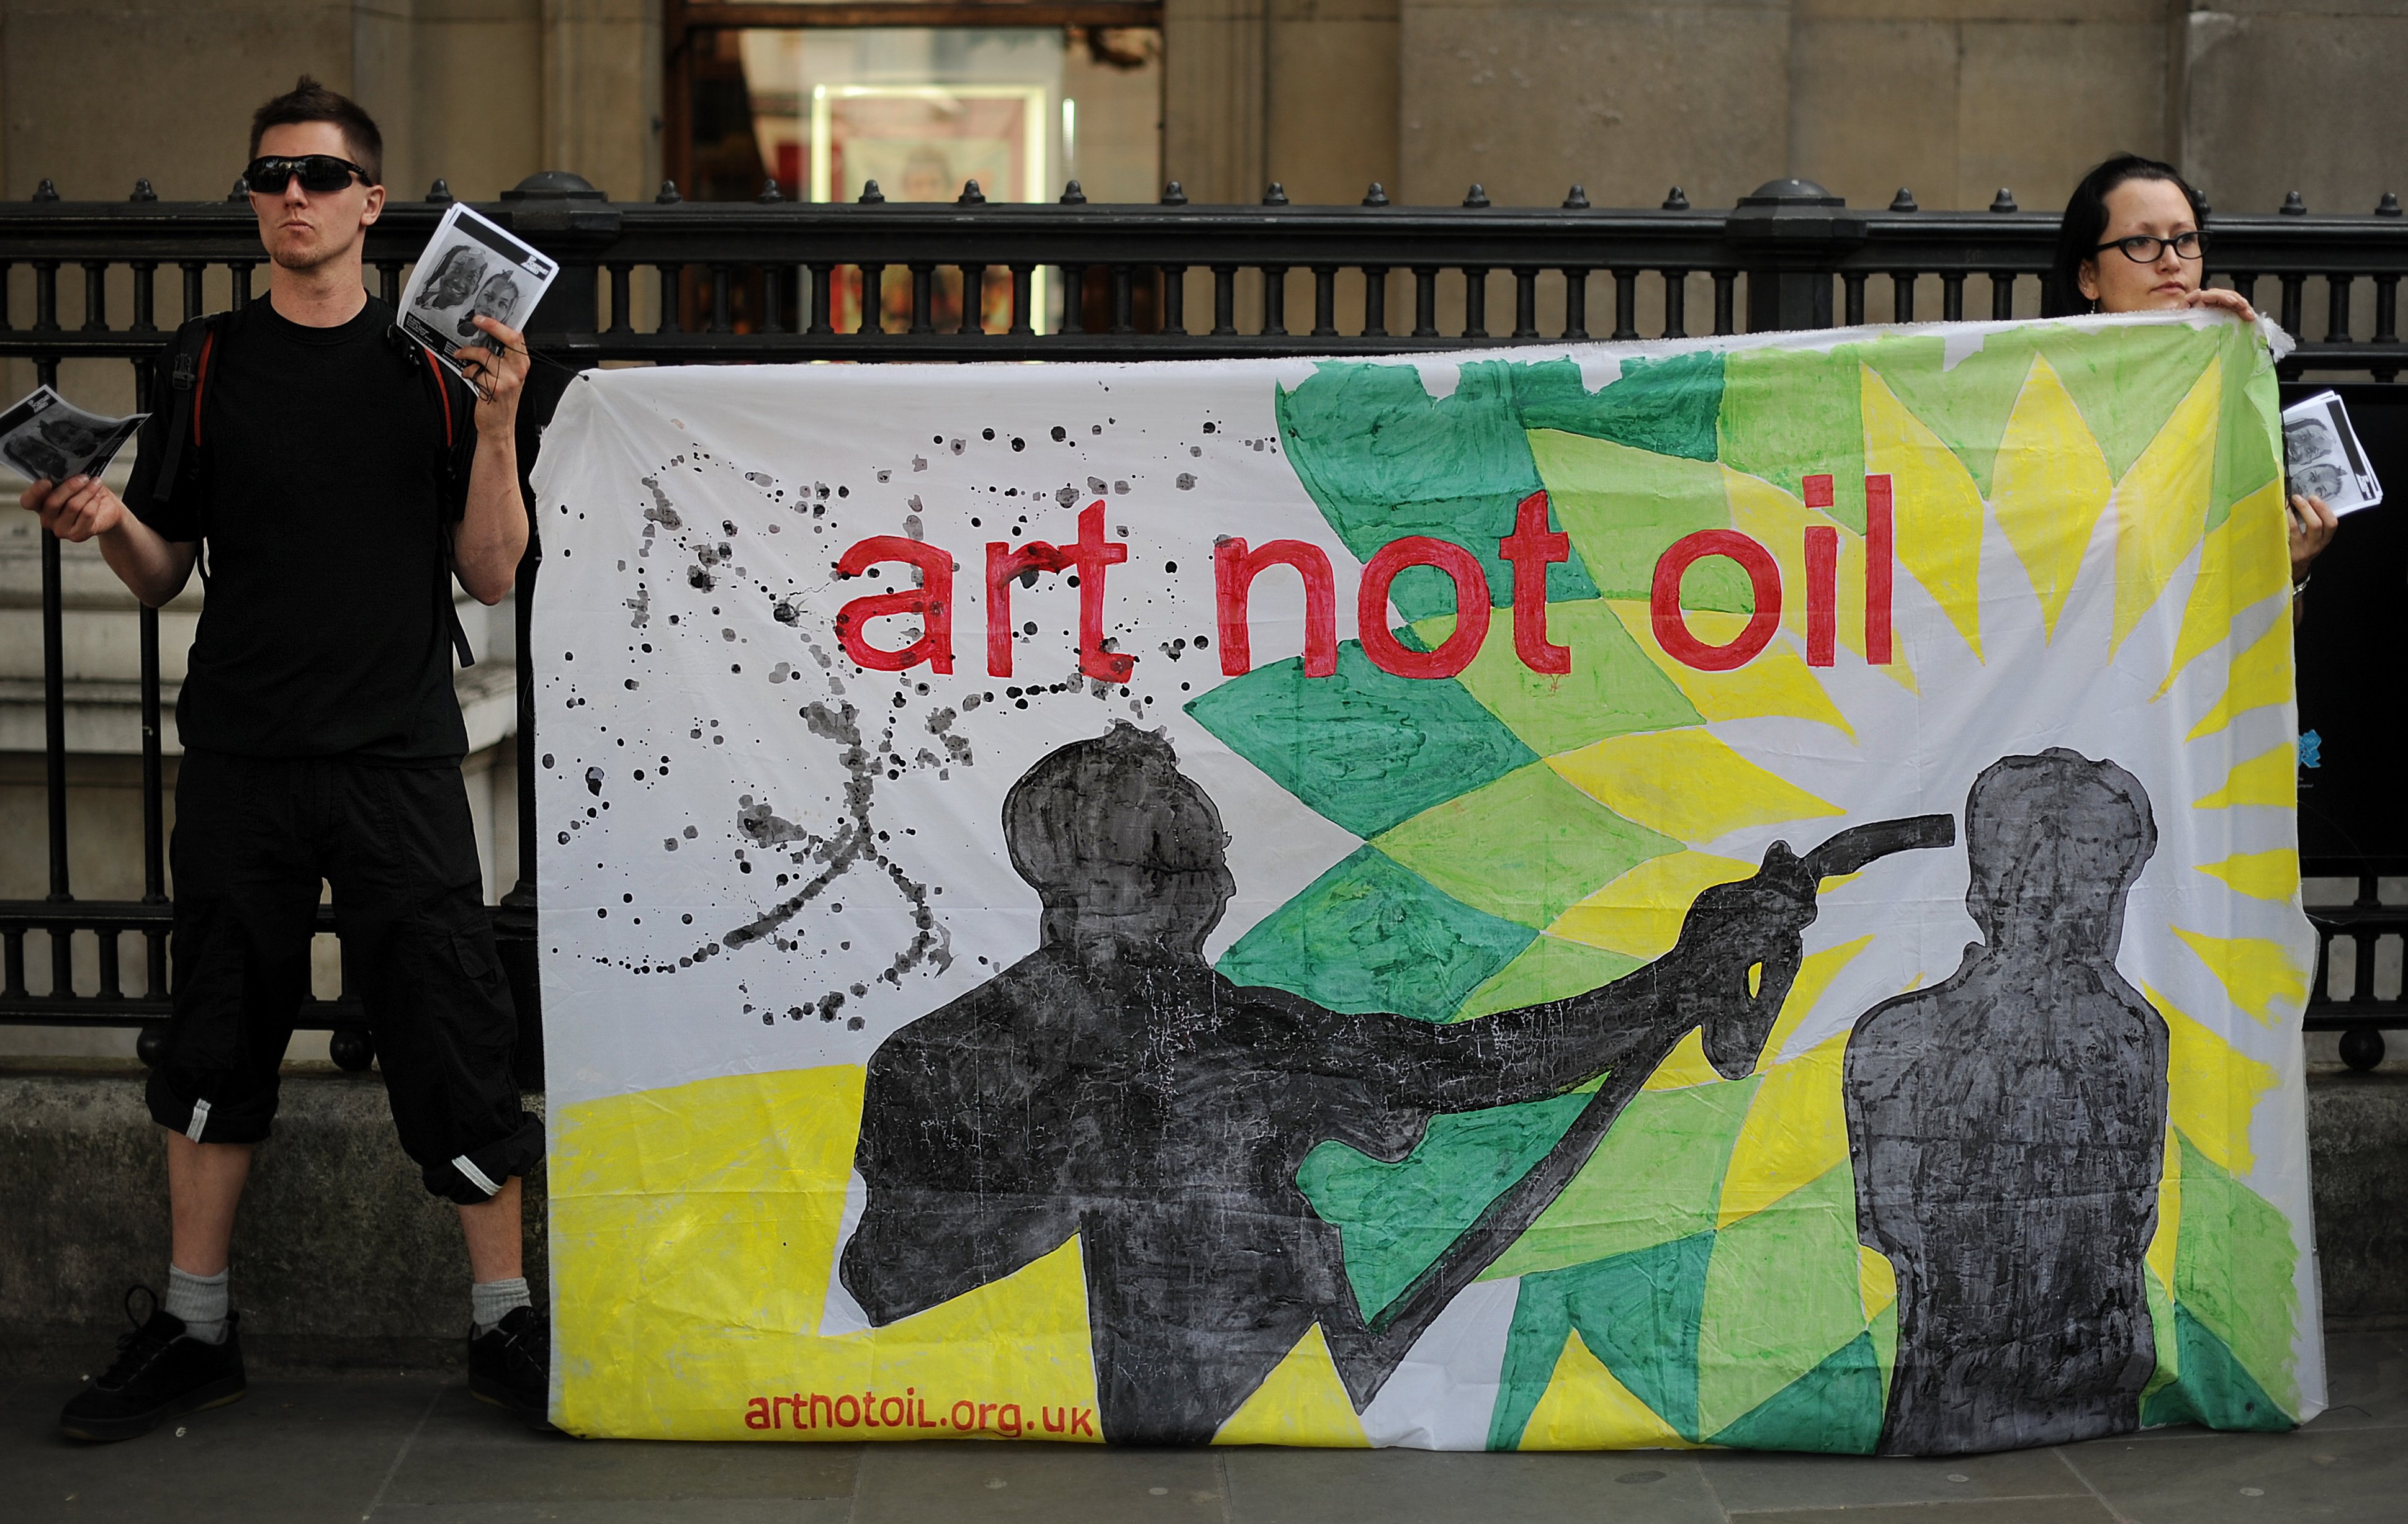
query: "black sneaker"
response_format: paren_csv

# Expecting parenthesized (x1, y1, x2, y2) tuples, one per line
(59, 1286, 246, 1443)
(468, 1305, 555, 1432)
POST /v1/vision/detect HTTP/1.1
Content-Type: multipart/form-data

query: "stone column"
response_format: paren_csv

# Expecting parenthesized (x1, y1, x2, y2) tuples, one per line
(1164, 0, 1269, 204)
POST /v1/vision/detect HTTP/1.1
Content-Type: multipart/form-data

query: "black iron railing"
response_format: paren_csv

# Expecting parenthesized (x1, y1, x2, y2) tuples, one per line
(4, 172, 2405, 1076)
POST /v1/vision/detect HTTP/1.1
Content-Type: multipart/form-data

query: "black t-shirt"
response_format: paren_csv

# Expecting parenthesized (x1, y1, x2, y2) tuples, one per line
(126, 296, 480, 764)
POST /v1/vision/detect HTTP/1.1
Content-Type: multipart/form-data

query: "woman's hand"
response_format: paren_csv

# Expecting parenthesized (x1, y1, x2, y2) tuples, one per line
(2289, 493, 2338, 583)
(2186, 286, 2260, 324)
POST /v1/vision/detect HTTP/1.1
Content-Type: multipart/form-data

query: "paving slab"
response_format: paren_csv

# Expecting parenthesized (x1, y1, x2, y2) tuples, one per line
(853, 1440, 1223, 1524)
(371, 1505, 851, 1523)
(1722, 1501, 2118, 1522)
(381, 1382, 859, 1507)
(1226, 1447, 1724, 1524)
(1692, 1441, 2084, 1512)
(2, 1370, 441, 1524)
(2056, 1424, 2408, 1524)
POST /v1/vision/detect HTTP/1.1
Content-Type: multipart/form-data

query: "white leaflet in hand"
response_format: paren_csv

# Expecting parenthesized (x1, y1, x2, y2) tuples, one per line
(400, 202, 558, 387)
(0, 386, 146, 485)
(2281, 390, 2383, 515)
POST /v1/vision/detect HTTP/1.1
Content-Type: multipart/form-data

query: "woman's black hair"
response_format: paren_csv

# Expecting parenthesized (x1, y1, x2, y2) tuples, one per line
(2044, 153, 2209, 317)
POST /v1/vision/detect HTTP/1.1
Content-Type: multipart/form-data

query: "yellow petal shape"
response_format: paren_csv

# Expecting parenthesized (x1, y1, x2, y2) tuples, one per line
(1758, 935, 1875, 1073)
(1521, 1329, 1707, 1450)
(1858, 1244, 1898, 1324)
(550, 1065, 1103, 1440)
(2145, 1125, 2183, 1295)
(1547, 851, 1757, 961)
(1862, 363, 1986, 660)
(1718, 1030, 1852, 1227)
(1641, 1026, 1730, 1091)
(2112, 361, 2222, 653)
(2191, 743, 2297, 809)
(1548, 728, 1844, 846)
(2142, 981, 2279, 1175)
(2157, 480, 2291, 697)
(1213, 1323, 1369, 1446)
(2196, 849, 2301, 903)
(1605, 599, 1872, 729)
(1992, 354, 2114, 640)
(2171, 925, 2309, 1027)
(2185, 612, 2295, 742)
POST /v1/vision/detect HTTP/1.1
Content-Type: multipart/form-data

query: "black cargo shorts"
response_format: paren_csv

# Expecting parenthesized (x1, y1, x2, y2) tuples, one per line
(146, 750, 542, 1205)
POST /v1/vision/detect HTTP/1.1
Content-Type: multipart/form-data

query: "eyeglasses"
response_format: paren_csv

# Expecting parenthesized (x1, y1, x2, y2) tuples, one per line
(241, 155, 369, 196)
(2094, 230, 2207, 264)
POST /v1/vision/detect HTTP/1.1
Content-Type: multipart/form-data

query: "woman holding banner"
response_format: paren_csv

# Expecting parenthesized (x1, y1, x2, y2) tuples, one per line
(2046, 153, 2337, 591)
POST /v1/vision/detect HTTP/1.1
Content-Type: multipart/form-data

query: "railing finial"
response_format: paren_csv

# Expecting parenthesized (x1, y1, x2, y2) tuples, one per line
(1988, 187, 2018, 213)
(1561, 184, 1589, 210)
(426, 178, 455, 204)
(1161, 181, 1187, 206)
(1661, 186, 1689, 211)
(858, 180, 885, 204)
(130, 179, 156, 203)
(1889, 187, 1918, 212)
(224, 177, 245, 202)
(2380, 192, 2402, 218)
(958, 179, 986, 205)
(33, 178, 58, 202)
(2282, 190, 2308, 216)
(1061, 180, 1087, 205)
(1463, 183, 1490, 208)
(1363, 182, 1390, 207)
(1263, 182, 1288, 206)
(758, 177, 784, 204)
(656, 179, 682, 204)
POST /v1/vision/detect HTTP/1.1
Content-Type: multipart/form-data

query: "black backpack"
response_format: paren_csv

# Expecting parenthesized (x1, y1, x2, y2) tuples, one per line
(148, 310, 477, 668)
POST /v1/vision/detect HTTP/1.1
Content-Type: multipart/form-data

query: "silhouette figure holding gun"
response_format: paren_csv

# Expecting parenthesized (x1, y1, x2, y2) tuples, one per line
(841, 724, 1951, 1443)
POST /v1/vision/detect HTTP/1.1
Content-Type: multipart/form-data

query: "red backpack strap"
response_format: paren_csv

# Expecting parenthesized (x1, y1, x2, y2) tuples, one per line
(417, 344, 455, 450)
(190, 329, 218, 447)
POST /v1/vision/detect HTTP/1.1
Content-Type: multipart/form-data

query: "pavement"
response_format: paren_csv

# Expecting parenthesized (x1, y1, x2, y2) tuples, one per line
(3, 1327, 2403, 1523)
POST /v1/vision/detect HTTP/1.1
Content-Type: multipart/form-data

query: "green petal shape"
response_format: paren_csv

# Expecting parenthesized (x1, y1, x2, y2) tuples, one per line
(1410, 597, 1705, 759)
(1276, 360, 1601, 619)
(1296, 1090, 1595, 1324)
(1373, 762, 1681, 931)
(1516, 349, 1725, 462)
(2139, 1303, 2291, 1433)
(1717, 342, 1872, 532)
(1453, 934, 1645, 1022)
(1184, 640, 1537, 839)
(1216, 845, 1537, 1024)
(1486, 1077, 1761, 1280)
(1531, 432, 1754, 611)
(1490, 1230, 1717, 1448)
(1707, 1330, 1886, 1455)
(2170, 1132, 2301, 1416)
(1697, 1163, 1869, 1437)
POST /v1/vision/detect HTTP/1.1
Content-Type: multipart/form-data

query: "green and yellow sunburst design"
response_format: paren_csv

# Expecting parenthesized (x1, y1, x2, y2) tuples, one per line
(1184, 315, 2317, 1451)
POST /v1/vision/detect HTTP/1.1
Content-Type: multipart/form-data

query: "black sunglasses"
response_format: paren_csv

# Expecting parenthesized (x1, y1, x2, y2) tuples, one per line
(242, 155, 369, 195)
(2093, 230, 2207, 264)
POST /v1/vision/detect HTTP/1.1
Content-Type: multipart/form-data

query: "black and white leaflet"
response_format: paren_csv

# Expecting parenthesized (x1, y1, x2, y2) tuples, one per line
(0, 386, 146, 485)
(400, 202, 558, 385)
(2282, 390, 2383, 514)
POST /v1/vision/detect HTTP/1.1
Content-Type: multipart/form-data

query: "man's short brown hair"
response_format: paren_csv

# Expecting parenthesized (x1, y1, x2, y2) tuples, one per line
(249, 76, 384, 187)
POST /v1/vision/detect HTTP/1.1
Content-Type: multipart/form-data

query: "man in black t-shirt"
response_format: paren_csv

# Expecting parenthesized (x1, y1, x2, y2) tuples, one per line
(20, 79, 551, 1440)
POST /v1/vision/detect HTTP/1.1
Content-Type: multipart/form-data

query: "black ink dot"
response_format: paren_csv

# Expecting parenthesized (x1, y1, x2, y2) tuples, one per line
(1164, 561, 1177, 573)
(541, 753, 555, 768)
(982, 428, 995, 441)
(1010, 437, 1025, 451)
(1203, 421, 1217, 433)
(1050, 426, 1066, 441)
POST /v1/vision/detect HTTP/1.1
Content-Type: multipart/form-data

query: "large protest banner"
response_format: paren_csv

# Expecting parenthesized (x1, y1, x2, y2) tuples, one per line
(531, 311, 2323, 1453)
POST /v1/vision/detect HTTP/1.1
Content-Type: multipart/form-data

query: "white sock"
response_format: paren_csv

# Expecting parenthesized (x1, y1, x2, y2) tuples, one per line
(472, 1276, 531, 1337)
(163, 1263, 230, 1345)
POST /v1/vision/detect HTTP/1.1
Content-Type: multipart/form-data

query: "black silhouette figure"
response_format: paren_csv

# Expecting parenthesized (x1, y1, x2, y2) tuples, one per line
(839, 724, 1954, 1444)
(1843, 749, 2166, 1455)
